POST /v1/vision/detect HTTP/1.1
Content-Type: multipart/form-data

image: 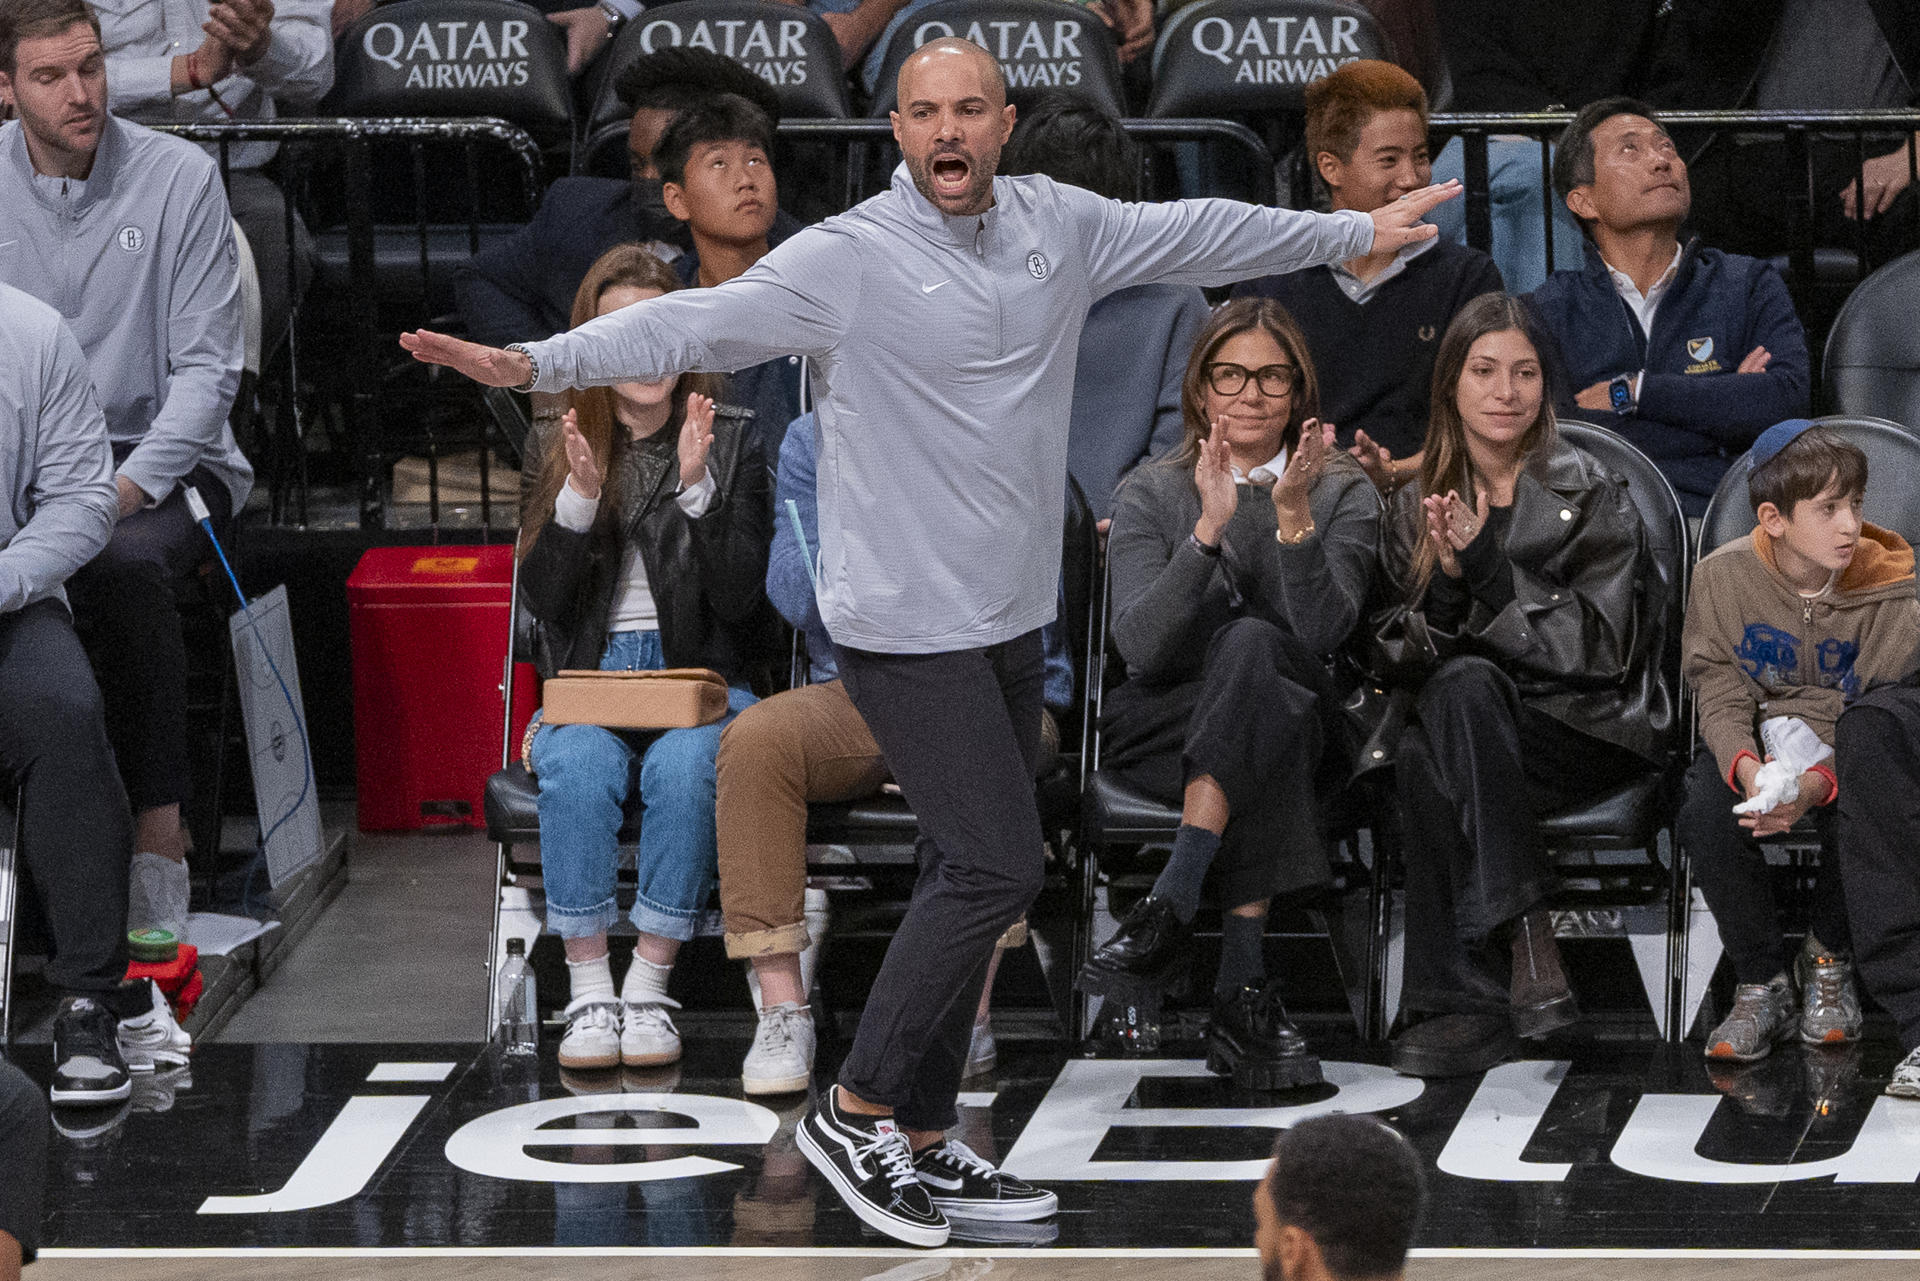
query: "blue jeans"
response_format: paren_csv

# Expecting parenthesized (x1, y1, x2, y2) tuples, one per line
(530, 630, 755, 942)
(1430, 135, 1586, 295)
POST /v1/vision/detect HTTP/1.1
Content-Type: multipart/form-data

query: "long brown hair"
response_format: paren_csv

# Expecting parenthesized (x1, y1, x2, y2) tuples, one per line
(519, 245, 725, 557)
(1404, 292, 1558, 600)
(1164, 298, 1320, 471)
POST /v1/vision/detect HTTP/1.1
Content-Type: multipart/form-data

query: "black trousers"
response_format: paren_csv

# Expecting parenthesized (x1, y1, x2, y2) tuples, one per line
(1837, 688, 1920, 1052)
(1398, 657, 1645, 1017)
(65, 460, 232, 815)
(1688, 136, 1920, 271)
(832, 630, 1045, 1132)
(0, 599, 133, 996)
(0, 1057, 47, 1264)
(1679, 749, 1845, 985)
(1101, 617, 1338, 908)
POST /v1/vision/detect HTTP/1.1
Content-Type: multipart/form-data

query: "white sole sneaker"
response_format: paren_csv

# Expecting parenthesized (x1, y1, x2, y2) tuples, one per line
(797, 1116, 950, 1248)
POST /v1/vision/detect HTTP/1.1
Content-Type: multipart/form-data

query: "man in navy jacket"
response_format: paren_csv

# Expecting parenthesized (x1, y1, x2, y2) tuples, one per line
(1526, 98, 1809, 515)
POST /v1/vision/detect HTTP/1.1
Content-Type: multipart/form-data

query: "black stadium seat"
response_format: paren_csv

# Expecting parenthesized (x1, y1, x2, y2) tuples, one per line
(578, 1, 851, 176)
(312, 0, 574, 312)
(1824, 249, 1920, 430)
(1147, 0, 1391, 118)
(868, 0, 1124, 117)
(326, 0, 573, 148)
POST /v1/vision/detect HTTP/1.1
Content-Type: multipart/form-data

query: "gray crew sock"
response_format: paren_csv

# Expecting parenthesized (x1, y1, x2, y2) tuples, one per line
(1215, 912, 1267, 998)
(1149, 825, 1222, 923)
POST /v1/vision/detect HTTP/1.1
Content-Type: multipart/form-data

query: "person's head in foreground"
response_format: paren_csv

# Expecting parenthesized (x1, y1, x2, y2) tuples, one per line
(1748, 421, 1870, 589)
(1169, 297, 1320, 473)
(1255, 1115, 1426, 1281)
(0, 0, 108, 179)
(1306, 59, 1431, 215)
(891, 37, 1015, 217)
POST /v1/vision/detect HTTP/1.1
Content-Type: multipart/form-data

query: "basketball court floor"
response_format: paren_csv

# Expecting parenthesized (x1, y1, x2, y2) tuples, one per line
(12, 826, 1920, 1280)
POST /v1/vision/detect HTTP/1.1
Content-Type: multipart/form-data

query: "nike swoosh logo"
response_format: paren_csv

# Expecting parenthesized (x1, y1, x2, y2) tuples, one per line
(918, 1172, 965, 1190)
(921, 280, 951, 294)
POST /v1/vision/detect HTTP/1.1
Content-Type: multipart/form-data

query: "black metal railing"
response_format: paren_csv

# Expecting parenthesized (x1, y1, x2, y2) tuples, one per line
(155, 118, 545, 531)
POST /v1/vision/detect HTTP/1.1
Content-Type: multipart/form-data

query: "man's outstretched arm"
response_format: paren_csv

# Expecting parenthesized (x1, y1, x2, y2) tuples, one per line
(1065, 179, 1460, 299)
(404, 226, 862, 390)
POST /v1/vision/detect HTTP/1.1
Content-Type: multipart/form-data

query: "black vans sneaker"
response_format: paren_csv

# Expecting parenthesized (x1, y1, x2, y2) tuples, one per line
(52, 996, 133, 1106)
(913, 1138, 1058, 1221)
(797, 1090, 949, 1247)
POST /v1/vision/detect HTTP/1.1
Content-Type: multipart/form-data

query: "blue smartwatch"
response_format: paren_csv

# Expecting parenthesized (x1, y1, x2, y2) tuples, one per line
(1608, 374, 1635, 417)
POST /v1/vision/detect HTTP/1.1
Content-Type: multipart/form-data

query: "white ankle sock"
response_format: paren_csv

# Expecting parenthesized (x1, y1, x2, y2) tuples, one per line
(566, 955, 616, 1006)
(623, 956, 673, 1006)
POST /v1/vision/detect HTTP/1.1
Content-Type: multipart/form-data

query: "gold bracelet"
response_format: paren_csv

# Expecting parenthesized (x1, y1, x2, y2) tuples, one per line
(1275, 521, 1315, 545)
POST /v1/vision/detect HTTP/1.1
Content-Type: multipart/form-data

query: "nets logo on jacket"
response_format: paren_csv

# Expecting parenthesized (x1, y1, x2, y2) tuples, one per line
(1737, 622, 1860, 696)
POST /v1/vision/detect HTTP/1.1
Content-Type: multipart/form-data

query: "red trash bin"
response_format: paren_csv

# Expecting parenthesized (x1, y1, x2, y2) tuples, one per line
(347, 545, 538, 831)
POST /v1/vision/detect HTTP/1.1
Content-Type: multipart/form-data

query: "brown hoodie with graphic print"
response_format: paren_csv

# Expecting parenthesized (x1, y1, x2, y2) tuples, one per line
(1684, 523, 1920, 793)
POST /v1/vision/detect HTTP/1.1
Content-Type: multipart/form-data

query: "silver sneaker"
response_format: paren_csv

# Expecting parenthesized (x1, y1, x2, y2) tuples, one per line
(1704, 979, 1797, 1062)
(1795, 943, 1864, 1046)
(1888, 1046, 1920, 1099)
(742, 1001, 814, 1095)
(964, 1020, 996, 1077)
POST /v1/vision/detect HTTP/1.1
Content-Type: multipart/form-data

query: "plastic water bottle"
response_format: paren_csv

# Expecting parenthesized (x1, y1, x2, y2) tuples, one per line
(498, 938, 538, 1056)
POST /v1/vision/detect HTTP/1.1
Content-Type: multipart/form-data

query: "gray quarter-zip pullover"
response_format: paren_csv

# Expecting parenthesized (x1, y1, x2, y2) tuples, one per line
(0, 283, 118, 613)
(0, 116, 251, 510)
(525, 166, 1372, 653)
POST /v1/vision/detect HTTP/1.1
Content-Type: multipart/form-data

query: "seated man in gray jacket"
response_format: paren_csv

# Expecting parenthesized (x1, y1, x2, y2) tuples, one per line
(0, 0, 250, 943)
(0, 281, 151, 1108)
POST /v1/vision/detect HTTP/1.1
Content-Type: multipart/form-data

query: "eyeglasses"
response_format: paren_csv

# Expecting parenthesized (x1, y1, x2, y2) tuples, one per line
(1204, 362, 1297, 397)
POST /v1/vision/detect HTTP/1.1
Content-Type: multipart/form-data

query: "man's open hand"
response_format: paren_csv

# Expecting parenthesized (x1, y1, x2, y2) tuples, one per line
(1368, 180, 1460, 254)
(399, 330, 532, 387)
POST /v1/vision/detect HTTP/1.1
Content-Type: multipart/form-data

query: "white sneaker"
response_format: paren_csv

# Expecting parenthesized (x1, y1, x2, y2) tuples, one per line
(557, 997, 621, 1070)
(621, 995, 683, 1067)
(743, 1002, 815, 1095)
(117, 979, 191, 1072)
(1889, 1046, 1920, 1099)
(964, 1020, 996, 1077)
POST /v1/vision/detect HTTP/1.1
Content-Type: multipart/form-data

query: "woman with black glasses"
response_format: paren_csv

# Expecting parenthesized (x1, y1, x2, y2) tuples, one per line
(1079, 298, 1381, 1090)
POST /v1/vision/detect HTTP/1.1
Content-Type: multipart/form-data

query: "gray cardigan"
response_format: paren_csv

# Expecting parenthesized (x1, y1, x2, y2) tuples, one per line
(1108, 449, 1381, 684)
(0, 284, 117, 614)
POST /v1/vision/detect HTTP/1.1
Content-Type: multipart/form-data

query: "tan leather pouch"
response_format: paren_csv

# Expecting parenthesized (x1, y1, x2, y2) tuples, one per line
(539, 668, 730, 730)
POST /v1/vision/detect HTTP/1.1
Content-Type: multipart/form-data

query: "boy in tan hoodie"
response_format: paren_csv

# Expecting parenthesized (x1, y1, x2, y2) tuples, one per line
(1681, 421, 1920, 1065)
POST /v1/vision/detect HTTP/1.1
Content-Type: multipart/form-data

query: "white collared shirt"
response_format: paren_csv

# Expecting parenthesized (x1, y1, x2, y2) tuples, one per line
(1234, 446, 1289, 487)
(1328, 234, 1438, 305)
(1604, 243, 1684, 338)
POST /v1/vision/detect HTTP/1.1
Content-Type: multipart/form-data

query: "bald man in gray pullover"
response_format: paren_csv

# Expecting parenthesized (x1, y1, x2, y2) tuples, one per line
(405, 39, 1456, 1246)
(0, 0, 248, 936)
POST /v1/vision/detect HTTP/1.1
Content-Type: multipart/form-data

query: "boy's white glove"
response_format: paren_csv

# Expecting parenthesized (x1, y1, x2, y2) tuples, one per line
(1731, 716, 1834, 815)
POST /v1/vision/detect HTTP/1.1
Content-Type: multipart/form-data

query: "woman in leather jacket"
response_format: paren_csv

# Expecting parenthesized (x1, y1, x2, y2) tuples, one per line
(1379, 292, 1666, 1078)
(517, 245, 771, 1074)
(1077, 299, 1382, 1090)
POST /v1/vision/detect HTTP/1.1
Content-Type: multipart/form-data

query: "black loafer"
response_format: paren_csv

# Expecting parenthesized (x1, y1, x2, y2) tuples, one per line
(1206, 980, 1323, 1091)
(1077, 895, 1193, 997)
(1390, 1012, 1518, 1079)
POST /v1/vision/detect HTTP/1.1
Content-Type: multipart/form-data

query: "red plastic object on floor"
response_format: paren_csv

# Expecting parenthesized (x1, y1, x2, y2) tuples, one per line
(346, 545, 539, 830)
(129, 944, 203, 1018)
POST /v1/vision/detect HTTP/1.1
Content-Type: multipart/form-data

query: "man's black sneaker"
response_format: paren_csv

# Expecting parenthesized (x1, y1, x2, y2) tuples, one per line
(797, 1090, 949, 1247)
(1077, 895, 1193, 997)
(1206, 980, 1324, 1091)
(913, 1138, 1058, 1221)
(52, 996, 133, 1106)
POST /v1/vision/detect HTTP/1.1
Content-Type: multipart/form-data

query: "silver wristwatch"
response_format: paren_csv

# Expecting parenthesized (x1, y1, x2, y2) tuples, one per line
(597, 1, 630, 35)
(503, 343, 539, 393)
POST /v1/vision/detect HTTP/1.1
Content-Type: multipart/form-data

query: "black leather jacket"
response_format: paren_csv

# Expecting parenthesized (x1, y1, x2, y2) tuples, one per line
(1371, 436, 1672, 765)
(517, 405, 771, 682)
